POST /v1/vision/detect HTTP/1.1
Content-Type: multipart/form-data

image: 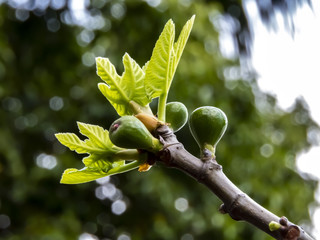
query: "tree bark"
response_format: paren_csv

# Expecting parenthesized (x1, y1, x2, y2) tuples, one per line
(156, 125, 314, 240)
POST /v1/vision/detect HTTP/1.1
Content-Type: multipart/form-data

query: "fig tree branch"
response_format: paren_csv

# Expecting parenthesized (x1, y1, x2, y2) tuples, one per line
(155, 125, 314, 240)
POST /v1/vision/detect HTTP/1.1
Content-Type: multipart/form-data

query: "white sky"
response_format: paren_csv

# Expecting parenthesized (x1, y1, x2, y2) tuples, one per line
(247, 0, 320, 117)
(243, 0, 320, 238)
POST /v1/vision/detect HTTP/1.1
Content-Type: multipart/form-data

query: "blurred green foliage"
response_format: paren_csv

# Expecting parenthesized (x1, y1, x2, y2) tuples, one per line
(0, 1, 318, 240)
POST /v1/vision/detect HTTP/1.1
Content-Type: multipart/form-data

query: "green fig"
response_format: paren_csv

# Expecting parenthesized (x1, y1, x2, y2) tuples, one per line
(189, 106, 228, 157)
(109, 116, 162, 152)
(165, 102, 188, 132)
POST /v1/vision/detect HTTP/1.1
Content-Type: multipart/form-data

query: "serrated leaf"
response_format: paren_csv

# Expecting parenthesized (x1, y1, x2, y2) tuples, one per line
(122, 53, 149, 106)
(145, 16, 195, 100)
(55, 133, 97, 154)
(145, 19, 175, 99)
(96, 57, 130, 115)
(96, 57, 124, 98)
(56, 123, 122, 158)
(171, 15, 195, 82)
(98, 83, 128, 115)
(96, 54, 151, 116)
(142, 60, 149, 72)
(60, 161, 140, 184)
(77, 122, 118, 151)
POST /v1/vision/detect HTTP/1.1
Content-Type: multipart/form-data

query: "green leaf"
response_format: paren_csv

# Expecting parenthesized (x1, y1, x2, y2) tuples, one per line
(60, 168, 109, 184)
(142, 60, 149, 72)
(55, 133, 97, 154)
(144, 16, 195, 100)
(96, 57, 129, 115)
(83, 157, 113, 170)
(60, 161, 140, 184)
(122, 53, 149, 106)
(96, 53, 151, 116)
(98, 83, 128, 115)
(56, 122, 147, 184)
(144, 19, 175, 100)
(55, 122, 120, 156)
(171, 15, 195, 82)
(77, 122, 118, 151)
(82, 156, 124, 169)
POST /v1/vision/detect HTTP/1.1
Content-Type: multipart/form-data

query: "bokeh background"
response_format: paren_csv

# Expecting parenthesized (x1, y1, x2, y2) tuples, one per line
(0, 0, 318, 239)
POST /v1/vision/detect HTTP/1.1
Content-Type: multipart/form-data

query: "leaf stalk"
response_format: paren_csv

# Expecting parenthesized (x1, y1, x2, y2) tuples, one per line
(158, 93, 168, 122)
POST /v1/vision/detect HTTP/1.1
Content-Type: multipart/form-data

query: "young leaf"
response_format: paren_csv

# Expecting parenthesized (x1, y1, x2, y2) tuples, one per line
(55, 133, 99, 154)
(122, 53, 149, 106)
(82, 156, 124, 169)
(144, 19, 175, 100)
(96, 53, 151, 116)
(83, 158, 113, 171)
(144, 16, 195, 100)
(142, 60, 149, 72)
(55, 123, 121, 156)
(96, 57, 129, 116)
(98, 83, 128, 115)
(60, 168, 109, 184)
(77, 122, 118, 151)
(60, 161, 141, 184)
(56, 122, 148, 184)
(144, 16, 195, 121)
(171, 15, 195, 82)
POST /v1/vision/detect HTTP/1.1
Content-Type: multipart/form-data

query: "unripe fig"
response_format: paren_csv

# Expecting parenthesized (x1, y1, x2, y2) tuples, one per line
(165, 102, 188, 132)
(109, 116, 162, 152)
(189, 106, 228, 156)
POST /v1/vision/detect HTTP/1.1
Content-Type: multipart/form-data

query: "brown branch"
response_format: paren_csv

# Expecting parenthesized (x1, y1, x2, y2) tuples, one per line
(155, 125, 314, 240)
